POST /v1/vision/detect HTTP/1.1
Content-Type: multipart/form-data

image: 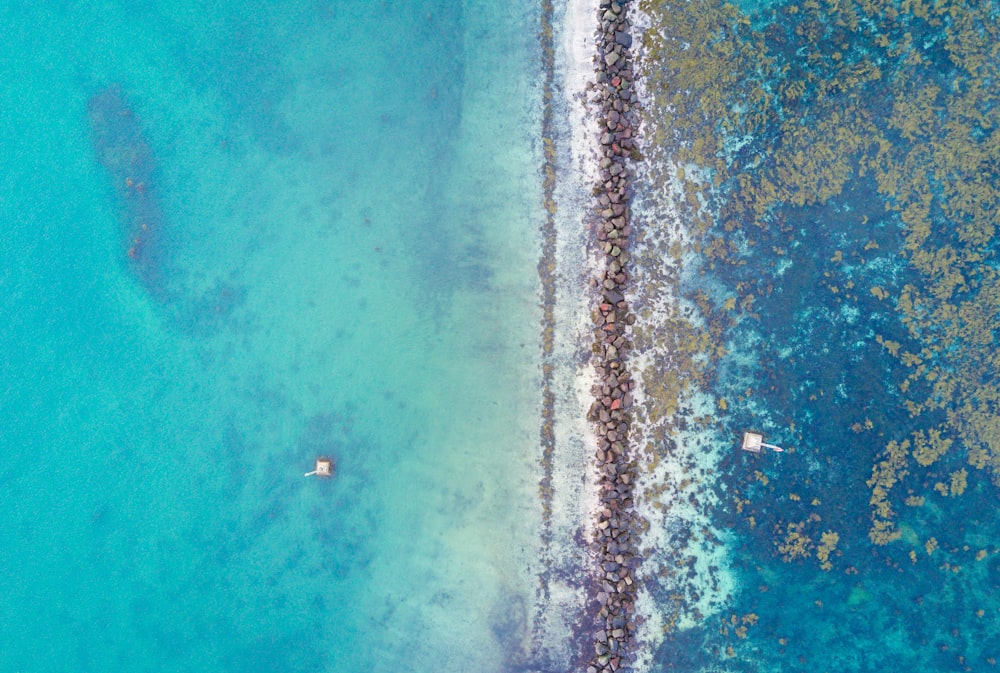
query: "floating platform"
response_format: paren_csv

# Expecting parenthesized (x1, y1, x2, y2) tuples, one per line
(305, 457, 335, 477)
(741, 431, 783, 453)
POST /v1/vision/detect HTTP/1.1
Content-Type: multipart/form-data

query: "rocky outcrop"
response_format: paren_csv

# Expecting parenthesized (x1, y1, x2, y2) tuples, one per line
(586, 1, 640, 672)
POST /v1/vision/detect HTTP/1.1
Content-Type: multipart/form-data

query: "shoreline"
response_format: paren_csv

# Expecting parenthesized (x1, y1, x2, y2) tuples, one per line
(624, 2, 739, 664)
(534, 0, 606, 668)
(536, 0, 645, 669)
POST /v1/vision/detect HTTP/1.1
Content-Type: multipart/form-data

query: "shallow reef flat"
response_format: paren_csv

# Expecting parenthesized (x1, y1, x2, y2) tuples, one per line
(632, 0, 1000, 669)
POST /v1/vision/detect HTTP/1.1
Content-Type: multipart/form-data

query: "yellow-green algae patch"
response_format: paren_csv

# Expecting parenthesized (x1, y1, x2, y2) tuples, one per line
(635, 1, 1000, 667)
(639, 0, 1000, 574)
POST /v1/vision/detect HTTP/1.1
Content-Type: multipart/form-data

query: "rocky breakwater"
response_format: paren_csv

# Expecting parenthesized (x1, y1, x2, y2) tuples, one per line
(586, 1, 639, 672)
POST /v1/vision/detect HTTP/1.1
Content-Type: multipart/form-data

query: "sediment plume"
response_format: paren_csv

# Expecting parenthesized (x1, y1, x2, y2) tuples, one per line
(585, 1, 640, 671)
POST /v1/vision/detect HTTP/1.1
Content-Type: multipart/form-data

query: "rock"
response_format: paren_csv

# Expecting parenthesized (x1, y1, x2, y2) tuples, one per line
(590, 0, 639, 666)
(604, 289, 624, 304)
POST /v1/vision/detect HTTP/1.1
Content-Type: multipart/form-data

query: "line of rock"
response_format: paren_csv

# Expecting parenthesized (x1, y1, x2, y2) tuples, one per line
(534, 0, 558, 653)
(586, 1, 640, 672)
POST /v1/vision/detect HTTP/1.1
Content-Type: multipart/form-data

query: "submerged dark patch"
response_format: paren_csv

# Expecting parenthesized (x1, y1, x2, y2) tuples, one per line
(88, 85, 171, 300)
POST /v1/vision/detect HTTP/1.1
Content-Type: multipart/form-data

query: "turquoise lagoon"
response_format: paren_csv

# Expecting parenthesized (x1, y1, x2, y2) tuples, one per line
(0, 2, 554, 671)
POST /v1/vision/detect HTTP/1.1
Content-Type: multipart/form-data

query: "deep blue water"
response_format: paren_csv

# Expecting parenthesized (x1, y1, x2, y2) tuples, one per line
(636, 0, 1000, 670)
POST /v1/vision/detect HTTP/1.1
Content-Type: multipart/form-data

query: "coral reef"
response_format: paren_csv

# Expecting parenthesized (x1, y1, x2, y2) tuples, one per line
(635, 0, 1000, 668)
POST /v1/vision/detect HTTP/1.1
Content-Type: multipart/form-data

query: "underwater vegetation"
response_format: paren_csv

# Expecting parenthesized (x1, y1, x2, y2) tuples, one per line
(637, 0, 1000, 668)
(88, 85, 169, 299)
(87, 86, 247, 333)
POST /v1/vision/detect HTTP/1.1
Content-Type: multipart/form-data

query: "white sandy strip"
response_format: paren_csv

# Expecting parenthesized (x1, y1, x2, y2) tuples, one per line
(562, 0, 603, 191)
(532, 0, 605, 668)
(625, 5, 739, 671)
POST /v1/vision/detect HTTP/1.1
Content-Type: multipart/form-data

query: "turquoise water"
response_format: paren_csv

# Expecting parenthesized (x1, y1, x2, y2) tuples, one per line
(0, 2, 547, 670)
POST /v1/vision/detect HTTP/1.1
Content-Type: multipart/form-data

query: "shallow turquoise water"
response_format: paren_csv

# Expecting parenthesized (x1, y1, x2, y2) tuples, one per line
(0, 2, 546, 671)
